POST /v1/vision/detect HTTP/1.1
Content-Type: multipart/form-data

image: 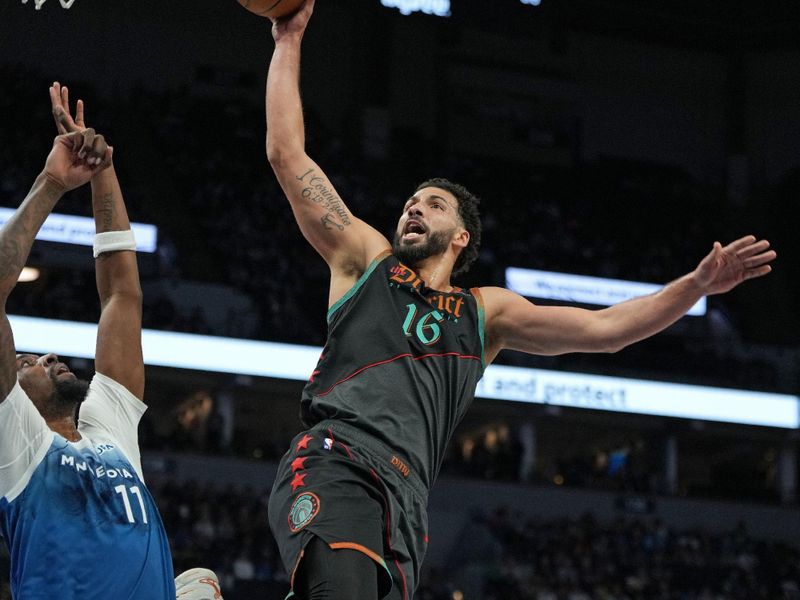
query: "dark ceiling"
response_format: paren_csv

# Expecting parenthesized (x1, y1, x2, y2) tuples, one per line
(452, 0, 800, 52)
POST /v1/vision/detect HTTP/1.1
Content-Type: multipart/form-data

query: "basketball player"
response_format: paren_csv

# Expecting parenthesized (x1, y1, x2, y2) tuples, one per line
(0, 85, 220, 600)
(265, 3, 776, 599)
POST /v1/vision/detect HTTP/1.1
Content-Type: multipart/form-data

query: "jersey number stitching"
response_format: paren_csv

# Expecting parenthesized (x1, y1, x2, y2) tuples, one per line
(402, 304, 445, 345)
(114, 484, 149, 524)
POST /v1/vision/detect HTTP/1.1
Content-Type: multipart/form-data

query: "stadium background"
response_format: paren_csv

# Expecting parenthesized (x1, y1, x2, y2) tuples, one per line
(0, 0, 798, 598)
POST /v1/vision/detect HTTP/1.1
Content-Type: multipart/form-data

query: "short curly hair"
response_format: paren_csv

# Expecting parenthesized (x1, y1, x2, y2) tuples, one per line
(415, 178, 482, 278)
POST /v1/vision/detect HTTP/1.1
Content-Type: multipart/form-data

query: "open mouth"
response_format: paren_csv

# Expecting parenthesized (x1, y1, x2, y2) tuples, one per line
(56, 365, 71, 376)
(402, 219, 426, 242)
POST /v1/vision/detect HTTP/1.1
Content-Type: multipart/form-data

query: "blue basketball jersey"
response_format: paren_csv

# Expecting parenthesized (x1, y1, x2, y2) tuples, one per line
(0, 374, 176, 600)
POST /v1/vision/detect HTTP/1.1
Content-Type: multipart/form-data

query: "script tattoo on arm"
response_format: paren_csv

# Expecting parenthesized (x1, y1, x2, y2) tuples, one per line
(95, 192, 115, 262)
(99, 192, 114, 230)
(0, 176, 62, 287)
(296, 168, 352, 232)
(0, 175, 64, 400)
(0, 229, 24, 283)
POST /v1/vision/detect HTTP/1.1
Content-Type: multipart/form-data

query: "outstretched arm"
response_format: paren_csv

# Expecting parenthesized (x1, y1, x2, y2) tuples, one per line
(50, 83, 144, 400)
(0, 128, 111, 400)
(482, 236, 776, 363)
(266, 1, 389, 306)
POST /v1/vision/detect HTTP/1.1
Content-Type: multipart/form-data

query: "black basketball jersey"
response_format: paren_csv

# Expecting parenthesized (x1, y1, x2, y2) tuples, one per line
(301, 251, 486, 490)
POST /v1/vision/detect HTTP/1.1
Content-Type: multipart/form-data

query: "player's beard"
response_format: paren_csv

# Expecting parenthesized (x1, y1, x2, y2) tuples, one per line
(50, 375, 90, 410)
(392, 228, 453, 268)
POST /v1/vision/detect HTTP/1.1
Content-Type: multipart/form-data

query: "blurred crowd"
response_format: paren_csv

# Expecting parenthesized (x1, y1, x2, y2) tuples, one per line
(4, 483, 796, 600)
(0, 66, 797, 393)
(422, 509, 800, 600)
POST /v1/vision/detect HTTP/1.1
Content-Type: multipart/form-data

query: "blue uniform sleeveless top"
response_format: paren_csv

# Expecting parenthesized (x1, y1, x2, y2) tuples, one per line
(0, 375, 175, 600)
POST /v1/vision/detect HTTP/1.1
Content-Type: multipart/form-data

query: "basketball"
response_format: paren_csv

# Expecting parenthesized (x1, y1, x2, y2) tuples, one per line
(237, 0, 306, 19)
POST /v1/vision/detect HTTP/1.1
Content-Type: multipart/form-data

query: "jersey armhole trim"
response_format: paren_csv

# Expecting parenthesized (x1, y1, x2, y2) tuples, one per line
(327, 250, 392, 323)
(471, 287, 487, 370)
(4, 429, 55, 503)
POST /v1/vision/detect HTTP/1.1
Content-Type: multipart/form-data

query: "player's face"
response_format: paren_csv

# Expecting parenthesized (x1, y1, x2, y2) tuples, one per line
(16, 353, 82, 406)
(393, 187, 464, 264)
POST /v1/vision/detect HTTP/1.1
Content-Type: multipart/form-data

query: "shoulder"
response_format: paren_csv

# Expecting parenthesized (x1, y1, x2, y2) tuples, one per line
(79, 372, 147, 433)
(473, 286, 530, 315)
(473, 287, 518, 363)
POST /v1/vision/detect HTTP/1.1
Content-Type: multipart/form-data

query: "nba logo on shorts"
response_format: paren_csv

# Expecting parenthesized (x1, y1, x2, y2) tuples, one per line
(323, 438, 333, 451)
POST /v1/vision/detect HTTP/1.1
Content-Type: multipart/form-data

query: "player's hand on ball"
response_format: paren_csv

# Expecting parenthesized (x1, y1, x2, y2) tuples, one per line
(271, 0, 315, 42)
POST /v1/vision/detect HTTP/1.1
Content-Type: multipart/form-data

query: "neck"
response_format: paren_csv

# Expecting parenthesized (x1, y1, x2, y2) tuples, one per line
(47, 415, 81, 442)
(412, 255, 455, 293)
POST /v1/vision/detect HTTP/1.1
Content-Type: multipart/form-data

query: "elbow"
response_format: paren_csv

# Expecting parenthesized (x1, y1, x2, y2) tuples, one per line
(266, 139, 296, 169)
(100, 285, 143, 310)
(266, 141, 283, 168)
(603, 341, 626, 354)
(586, 329, 627, 354)
(266, 136, 305, 170)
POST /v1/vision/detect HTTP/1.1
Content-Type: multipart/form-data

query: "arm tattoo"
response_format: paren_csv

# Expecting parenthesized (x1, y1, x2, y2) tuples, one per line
(98, 192, 115, 231)
(0, 177, 62, 287)
(0, 233, 23, 282)
(296, 168, 352, 229)
(320, 213, 345, 231)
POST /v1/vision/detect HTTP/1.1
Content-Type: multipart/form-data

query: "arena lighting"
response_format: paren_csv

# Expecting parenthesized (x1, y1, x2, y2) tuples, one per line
(10, 315, 799, 429)
(0, 208, 158, 253)
(380, 0, 451, 17)
(506, 267, 707, 316)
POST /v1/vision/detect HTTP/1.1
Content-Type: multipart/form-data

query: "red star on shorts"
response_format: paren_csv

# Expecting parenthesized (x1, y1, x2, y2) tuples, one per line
(291, 456, 308, 472)
(296, 434, 313, 451)
(291, 472, 307, 492)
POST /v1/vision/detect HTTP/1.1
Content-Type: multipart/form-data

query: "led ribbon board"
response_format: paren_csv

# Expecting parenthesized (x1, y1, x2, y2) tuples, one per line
(506, 267, 707, 316)
(12, 315, 797, 428)
(0, 208, 158, 253)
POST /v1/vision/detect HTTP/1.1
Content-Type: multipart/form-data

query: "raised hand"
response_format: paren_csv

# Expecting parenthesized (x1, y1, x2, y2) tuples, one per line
(271, 0, 315, 42)
(49, 81, 86, 134)
(693, 235, 776, 296)
(44, 129, 113, 192)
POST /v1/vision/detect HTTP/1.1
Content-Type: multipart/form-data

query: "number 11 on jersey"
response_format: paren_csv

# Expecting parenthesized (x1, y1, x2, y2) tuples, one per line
(115, 484, 149, 524)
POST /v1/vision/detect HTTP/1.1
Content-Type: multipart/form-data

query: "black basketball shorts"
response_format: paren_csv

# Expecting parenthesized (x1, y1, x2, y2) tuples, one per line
(268, 420, 429, 600)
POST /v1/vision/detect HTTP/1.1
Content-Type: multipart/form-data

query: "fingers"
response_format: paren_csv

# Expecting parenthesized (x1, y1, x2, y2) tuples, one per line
(75, 99, 85, 128)
(63, 129, 109, 166)
(49, 81, 87, 133)
(727, 236, 777, 271)
(744, 265, 772, 280)
(97, 146, 114, 171)
(724, 235, 756, 253)
(743, 249, 777, 269)
(49, 82, 70, 135)
(735, 238, 769, 259)
(50, 81, 79, 134)
(81, 129, 108, 166)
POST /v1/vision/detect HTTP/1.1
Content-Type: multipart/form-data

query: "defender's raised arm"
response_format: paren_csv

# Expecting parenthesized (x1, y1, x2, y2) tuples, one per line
(265, 1, 389, 305)
(50, 82, 144, 400)
(0, 129, 111, 400)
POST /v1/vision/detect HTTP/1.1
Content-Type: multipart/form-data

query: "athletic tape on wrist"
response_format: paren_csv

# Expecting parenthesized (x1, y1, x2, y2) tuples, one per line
(93, 230, 136, 258)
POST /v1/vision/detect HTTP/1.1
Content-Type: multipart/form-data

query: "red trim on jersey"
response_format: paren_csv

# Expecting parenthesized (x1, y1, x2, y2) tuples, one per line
(315, 352, 481, 398)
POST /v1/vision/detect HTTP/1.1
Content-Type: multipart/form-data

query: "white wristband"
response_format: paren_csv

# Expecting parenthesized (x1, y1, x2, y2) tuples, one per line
(93, 230, 136, 258)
